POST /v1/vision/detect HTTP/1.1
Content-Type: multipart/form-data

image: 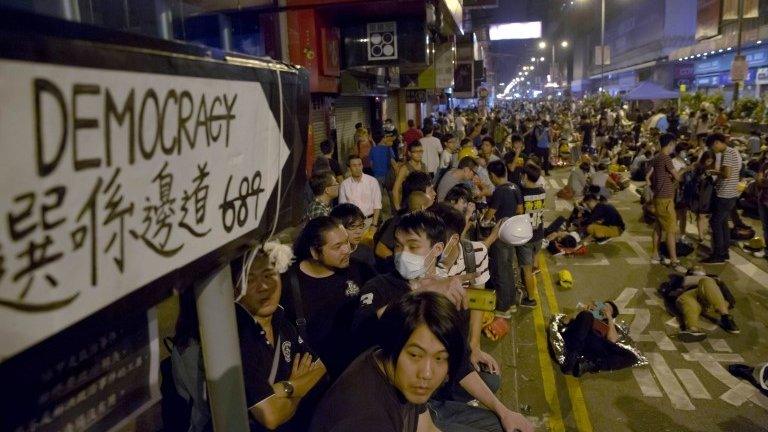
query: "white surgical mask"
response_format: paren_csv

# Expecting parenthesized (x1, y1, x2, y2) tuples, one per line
(394, 251, 428, 280)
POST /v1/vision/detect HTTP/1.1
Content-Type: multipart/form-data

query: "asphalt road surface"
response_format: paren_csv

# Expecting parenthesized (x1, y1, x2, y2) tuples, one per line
(486, 166, 768, 432)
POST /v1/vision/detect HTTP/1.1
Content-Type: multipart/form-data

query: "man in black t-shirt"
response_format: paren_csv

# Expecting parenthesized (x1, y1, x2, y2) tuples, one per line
(518, 164, 546, 308)
(311, 292, 473, 432)
(235, 243, 326, 431)
(283, 217, 375, 379)
(484, 160, 523, 317)
(582, 194, 625, 243)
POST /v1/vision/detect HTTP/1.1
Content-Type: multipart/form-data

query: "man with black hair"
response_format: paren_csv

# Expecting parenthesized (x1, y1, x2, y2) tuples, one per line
(314, 139, 344, 183)
(236, 244, 327, 431)
(484, 160, 524, 317)
(331, 203, 376, 270)
(374, 171, 436, 273)
(283, 217, 374, 379)
(561, 300, 636, 377)
(392, 140, 428, 210)
(437, 156, 482, 202)
(420, 124, 443, 178)
(370, 130, 397, 185)
(703, 133, 743, 264)
(353, 212, 532, 432)
(339, 155, 381, 230)
(310, 292, 466, 432)
(648, 133, 686, 272)
(402, 119, 424, 145)
(504, 134, 528, 186)
(582, 194, 625, 244)
(517, 164, 547, 308)
(306, 172, 339, 221)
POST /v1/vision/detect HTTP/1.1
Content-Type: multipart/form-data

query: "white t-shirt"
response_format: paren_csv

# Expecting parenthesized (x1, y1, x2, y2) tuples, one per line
(420, 135, 443, 174)
(437, 240, 490, 288)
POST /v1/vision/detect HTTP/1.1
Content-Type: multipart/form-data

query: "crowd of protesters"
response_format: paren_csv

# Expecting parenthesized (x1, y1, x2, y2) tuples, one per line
(166, 98, 768, 431)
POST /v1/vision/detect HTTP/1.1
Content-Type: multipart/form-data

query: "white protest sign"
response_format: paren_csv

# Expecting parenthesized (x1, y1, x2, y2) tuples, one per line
(0, 59, 290, 359)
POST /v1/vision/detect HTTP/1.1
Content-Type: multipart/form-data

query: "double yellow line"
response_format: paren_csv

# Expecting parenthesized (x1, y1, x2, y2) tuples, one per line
(529, 254, 593, 432)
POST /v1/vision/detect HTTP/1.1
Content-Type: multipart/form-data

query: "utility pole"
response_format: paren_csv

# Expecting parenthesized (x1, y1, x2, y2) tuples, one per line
(732, 0, 745, 104)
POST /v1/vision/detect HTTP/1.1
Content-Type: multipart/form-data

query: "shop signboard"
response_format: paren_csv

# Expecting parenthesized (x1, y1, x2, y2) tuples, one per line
(367, 22, 398, 61)
(694, 47, 768, 75)
(756, 67, 768, 84)
(405, 89, 428, 103)
(454, 61, 474, 98)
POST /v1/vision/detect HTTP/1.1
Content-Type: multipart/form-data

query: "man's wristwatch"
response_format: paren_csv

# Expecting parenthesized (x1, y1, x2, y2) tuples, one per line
(279, 380, 295, 397)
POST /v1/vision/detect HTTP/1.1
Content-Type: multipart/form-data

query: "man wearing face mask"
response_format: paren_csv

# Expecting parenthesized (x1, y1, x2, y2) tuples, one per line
(353, 211, 531, 432)
(283, 216, 375, 379)
(234, 242, 327, 431)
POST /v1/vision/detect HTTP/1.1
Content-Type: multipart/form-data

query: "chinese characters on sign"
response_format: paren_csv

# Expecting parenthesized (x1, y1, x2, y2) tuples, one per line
(0, 60, 290, 359)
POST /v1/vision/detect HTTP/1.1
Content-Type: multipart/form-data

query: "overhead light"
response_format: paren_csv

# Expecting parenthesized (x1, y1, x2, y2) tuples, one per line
(710, 51, 715, 54)
(727, 47, 733, 50)
(538, 41, 546, 49)
(696, 54, 701, 57)
(499, 82, 505, 85)
(718, 49, 724, 52)
(759, 40, 763, 44)
(531, 57, 536, 62)
(561, 41, 569, 48)
(540, 56, 545, 61)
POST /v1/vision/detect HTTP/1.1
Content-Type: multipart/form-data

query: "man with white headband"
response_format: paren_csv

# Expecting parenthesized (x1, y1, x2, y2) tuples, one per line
(234, 241, 327, 431)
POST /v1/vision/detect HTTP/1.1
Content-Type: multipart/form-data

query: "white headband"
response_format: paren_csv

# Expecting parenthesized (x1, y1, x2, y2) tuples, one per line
(235, 241, 294, 302)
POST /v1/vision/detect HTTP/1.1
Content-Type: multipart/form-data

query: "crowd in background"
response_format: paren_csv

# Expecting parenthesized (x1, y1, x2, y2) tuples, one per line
(167, 97, 768, 432)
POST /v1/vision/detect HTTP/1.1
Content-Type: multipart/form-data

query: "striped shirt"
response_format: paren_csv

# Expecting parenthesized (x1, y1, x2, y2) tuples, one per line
(437, 241, 490, 288)
(716, 146, 742, 199)
(650, 152, 676, 199)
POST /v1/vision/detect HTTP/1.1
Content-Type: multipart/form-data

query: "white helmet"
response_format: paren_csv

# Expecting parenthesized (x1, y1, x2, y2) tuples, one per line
(499, 214, 533, 246)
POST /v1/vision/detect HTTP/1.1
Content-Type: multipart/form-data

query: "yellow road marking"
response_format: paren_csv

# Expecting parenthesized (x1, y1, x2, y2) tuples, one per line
(529, 271, 566, 432)
(539, 254, 594, 432)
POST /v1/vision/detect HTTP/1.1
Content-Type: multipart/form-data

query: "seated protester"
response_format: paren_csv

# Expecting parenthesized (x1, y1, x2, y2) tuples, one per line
(309, 292, 466, 432)
(659, 266, 739, 342)
(630, 149, 653, 181)
(430, 203, 498, 375)
(305, 171, 340, 222)
(587, 163, 620, 201)
(561, 301, 637, 377)
(563, 161, 591, 200)
(235, 242, 327, 431)
(408, 190, 435, 212)
(518, 163, 547, 308)
(581, 194, 625, 244)
(353, 212, 533, 432)
(374, 171, 435, 273)
(284, 217, 375, 379)
(330, 203, 377, 271)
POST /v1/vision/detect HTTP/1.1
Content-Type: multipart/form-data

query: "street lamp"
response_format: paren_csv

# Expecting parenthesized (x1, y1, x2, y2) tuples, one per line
(561, 40, 569, 48)
(538, 41, 546, 49)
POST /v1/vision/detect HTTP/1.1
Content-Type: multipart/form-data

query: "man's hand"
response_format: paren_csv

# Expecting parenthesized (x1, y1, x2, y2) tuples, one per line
(470, 348, 500, 375)
(290, 353, 315, 381)
(415, 274, 473, 309)
(497, 408, 534, 432)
